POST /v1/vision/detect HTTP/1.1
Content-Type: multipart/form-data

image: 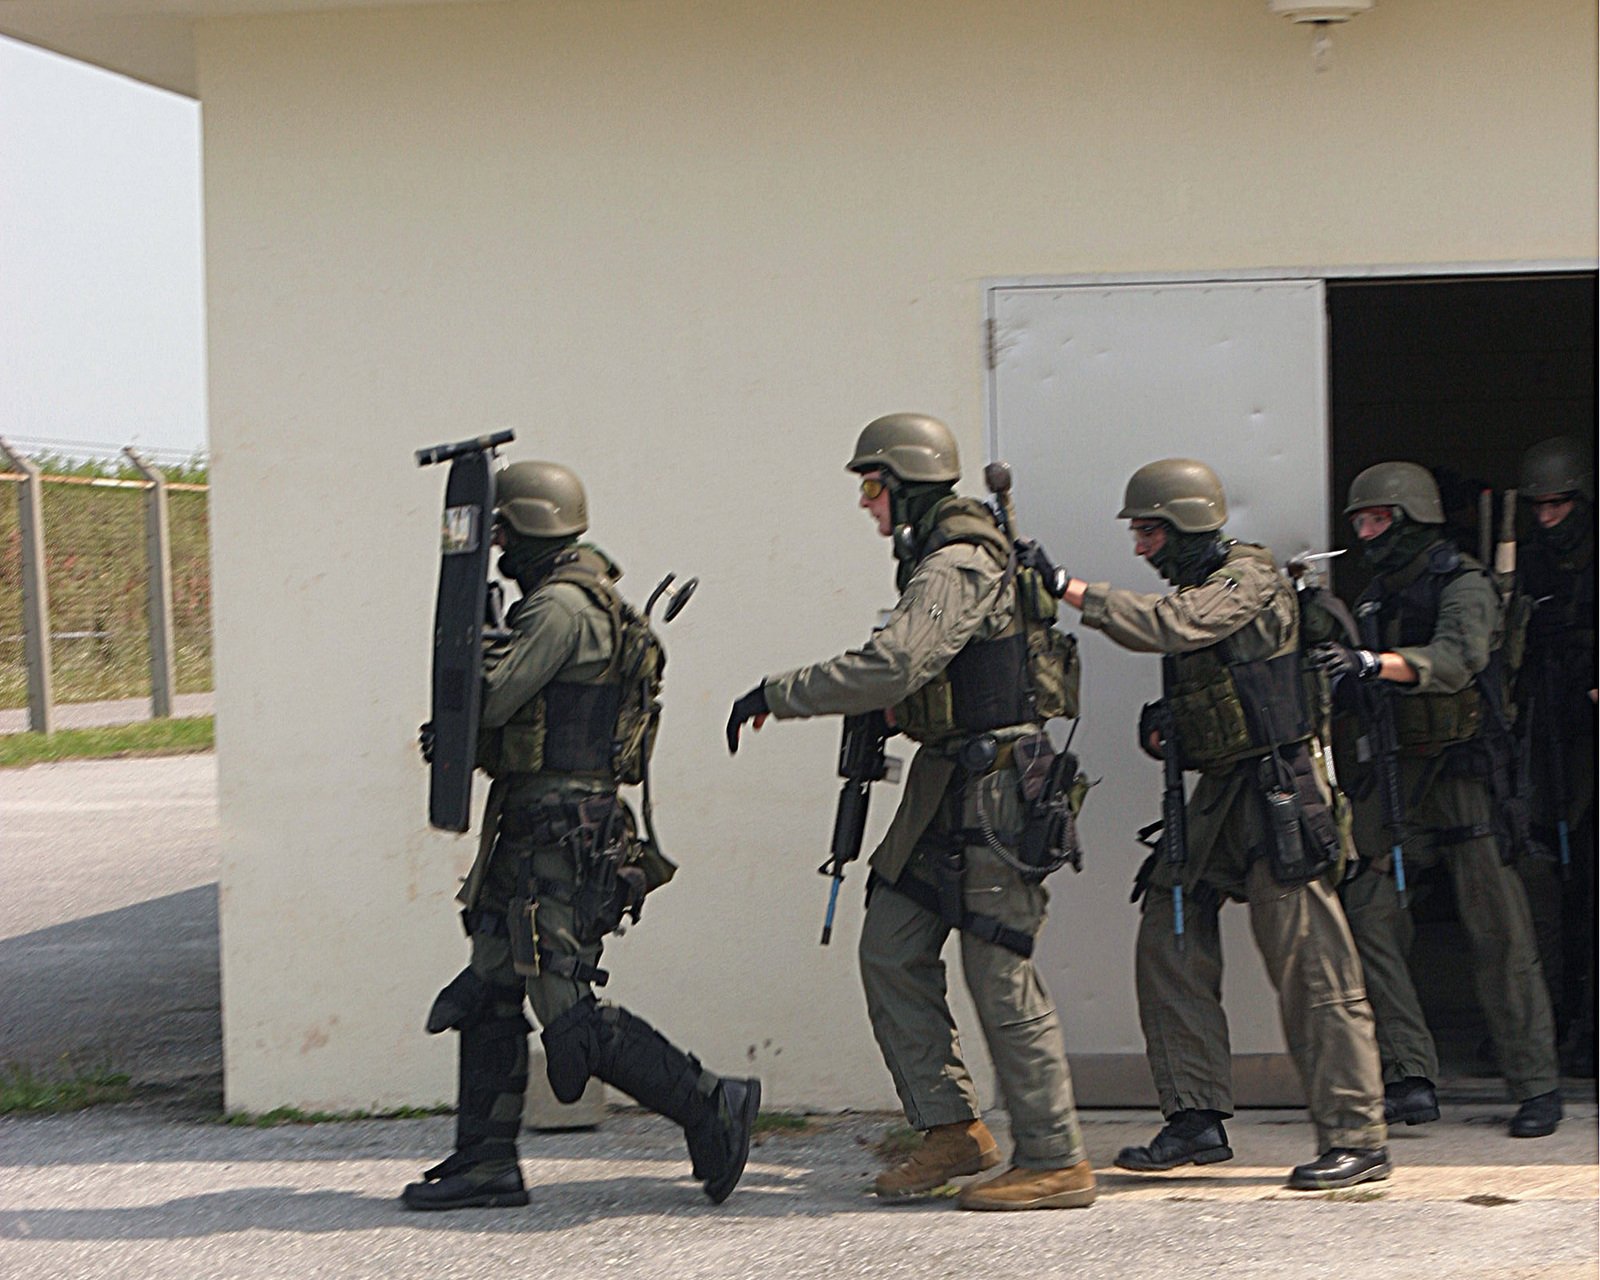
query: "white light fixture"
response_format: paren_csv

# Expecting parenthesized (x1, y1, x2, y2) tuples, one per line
(1269, 1, 1375, 71)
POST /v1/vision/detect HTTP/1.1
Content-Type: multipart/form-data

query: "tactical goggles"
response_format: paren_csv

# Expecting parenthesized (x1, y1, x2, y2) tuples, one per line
(859, 474, 893, 500)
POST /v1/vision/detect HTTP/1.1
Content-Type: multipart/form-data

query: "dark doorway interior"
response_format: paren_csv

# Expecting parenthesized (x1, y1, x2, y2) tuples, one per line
(1326, 271, 1598, 1090)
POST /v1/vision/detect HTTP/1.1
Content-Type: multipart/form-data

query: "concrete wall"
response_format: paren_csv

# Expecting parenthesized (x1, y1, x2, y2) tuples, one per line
(198, 0, 1598, 1111)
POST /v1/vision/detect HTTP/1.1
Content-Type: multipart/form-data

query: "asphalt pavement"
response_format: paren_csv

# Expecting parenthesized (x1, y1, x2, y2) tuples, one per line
(0, 754, 1596, 1279)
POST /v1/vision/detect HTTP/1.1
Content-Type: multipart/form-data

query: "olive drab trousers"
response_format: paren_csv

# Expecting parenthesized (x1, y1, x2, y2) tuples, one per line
(857, 771, 1087, 1172)
(1341, 768, 1560, 1099)
(1138, 782, 1387, 1153)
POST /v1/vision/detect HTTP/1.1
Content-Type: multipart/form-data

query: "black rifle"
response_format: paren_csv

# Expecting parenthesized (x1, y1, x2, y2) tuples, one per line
(820, 709, 895, 945)
(1355, 601, 1409, 906)
(1157, 657, 1189, 949)
(1533, 630, 1573, 877)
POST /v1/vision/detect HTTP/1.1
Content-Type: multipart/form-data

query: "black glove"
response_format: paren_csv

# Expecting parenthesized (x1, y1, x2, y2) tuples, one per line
(1015, 537, 1069, 599)
(726, 684, 770, 754)
(418, 721, 436, 764)
(1308, 643, 1382, 682)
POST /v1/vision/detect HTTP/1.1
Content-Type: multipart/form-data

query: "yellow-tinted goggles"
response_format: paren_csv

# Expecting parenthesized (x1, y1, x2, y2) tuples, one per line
(859, 475, 890, 500)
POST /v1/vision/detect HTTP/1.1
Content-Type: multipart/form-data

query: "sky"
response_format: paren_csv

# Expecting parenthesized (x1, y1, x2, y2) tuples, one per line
(0, 35, 206, 468)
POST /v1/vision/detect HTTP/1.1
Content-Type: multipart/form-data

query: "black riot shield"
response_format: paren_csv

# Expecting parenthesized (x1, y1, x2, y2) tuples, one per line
(416, 430, 515, 831)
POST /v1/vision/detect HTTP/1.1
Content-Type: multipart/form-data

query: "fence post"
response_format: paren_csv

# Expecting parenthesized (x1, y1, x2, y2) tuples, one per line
(0, 438, 54, 734)
(123, 448, 176, 719)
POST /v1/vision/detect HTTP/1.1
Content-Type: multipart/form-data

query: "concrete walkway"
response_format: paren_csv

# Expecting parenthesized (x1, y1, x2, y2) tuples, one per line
(0, 691, 214, 734)
(0, 1104, 1595, 1280)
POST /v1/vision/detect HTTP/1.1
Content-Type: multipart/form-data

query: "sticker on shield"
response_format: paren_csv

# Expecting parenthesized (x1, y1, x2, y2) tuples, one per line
(441, 505, 481, 554)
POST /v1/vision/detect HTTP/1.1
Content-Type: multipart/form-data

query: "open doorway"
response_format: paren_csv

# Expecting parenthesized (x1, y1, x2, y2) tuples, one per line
(1326, 271, 1598, 1087)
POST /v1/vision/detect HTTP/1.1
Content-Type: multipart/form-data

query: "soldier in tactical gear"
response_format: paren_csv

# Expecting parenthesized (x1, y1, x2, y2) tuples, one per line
(1316, 460, 1563, 1138)
(727, 413, 1097, 1211)
(404, 460, 760, 1211)
(1047, 458, 1390, 1192)
(1511, 436, 1597, 1077)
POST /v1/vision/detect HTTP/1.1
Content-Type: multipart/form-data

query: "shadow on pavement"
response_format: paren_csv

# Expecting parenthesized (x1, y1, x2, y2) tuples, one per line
(0, 884, 221, 1109)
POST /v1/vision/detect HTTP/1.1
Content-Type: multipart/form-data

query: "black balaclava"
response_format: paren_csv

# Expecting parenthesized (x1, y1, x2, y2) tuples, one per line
(1535, 494, 1595, 561)
(498, 530, 579, 590)
(1151, 527, 1228, 587)
(1361, 510, 1437, 573)
(890, 480, 957, 578)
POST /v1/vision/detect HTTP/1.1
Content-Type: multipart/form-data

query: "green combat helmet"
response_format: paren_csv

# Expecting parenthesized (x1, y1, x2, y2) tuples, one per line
(1344, 461, 1443, 524)
(1520, 436, 1595, 501)
(496, 460, 589, 537)
(1118, 458, 1228, 533)
(847, 413, 961, 482)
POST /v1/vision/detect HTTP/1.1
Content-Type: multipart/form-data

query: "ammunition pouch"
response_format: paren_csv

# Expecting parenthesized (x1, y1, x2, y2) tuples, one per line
(1392, 686, 1483, 754)
(1168, 649, 1313, 772)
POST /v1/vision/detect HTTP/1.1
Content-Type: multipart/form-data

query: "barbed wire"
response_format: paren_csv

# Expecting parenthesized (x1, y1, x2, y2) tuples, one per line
(4, 434, 207, 468)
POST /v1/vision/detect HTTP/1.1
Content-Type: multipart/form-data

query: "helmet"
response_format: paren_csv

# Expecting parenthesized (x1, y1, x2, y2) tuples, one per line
(1520, 436, 1595, 501)
(1344, 462, 1443, 524)
(847, 413, 961, 483)
(495, 461, 588, 537)
(1118, 458, 1227, 533)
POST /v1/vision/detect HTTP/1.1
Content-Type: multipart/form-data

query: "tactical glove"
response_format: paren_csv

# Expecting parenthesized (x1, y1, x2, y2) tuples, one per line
(1015, 537, 1069, 599)
(418, 721, 436, 763)
(726, 684, 770, 754)
(1308, 643, 1382, 682)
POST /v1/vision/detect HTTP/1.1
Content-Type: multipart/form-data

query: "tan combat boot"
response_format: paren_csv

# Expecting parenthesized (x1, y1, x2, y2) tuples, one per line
(874, 1119, 1001, 1200)
(956, 1159, 1098, 1211)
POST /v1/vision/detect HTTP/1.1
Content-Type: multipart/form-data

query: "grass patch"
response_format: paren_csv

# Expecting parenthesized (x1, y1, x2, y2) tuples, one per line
(223, 1104, 453, 1127)
(0, 716, 214, 767)
(0, 1061, 135, 1114)
(1323, 1188, 1388, 1203)
(753, 1111, 814, 1136)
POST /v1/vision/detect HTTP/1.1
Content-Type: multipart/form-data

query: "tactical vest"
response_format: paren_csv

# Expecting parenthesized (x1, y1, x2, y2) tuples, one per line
(891, 498, 1080, 746)
(1357, 541, 1488, 753)
(480, 547, 664, 783)
(1166, 544, 1314, 772)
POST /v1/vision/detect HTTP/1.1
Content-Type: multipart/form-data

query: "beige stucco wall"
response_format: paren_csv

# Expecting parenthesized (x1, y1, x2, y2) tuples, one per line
(198, 0, 1598, 1111)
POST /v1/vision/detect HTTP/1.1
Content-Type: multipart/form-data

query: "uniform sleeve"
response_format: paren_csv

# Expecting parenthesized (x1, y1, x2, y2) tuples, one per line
(764, 545, 1004, 719)
(1078, 561, 1279, 655)
(480, 587, 585, 728)
(1393, 568, 1497, 694)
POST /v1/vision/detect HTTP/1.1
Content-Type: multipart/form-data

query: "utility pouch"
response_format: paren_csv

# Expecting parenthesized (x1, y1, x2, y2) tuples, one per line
(1256, 745, 1338, 885)
(569, 794, 628, 946)
(1016, 732, 1086, 878)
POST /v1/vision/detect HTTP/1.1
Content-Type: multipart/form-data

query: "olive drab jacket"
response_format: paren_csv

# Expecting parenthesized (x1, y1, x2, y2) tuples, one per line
(763, 524, 1020, 883)
(1078, 542, 1341, 883)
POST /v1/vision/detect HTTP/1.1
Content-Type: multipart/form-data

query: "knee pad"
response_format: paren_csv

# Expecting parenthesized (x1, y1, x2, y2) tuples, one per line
(541, 996, 601, 1104)
(427, 968, 492, 1034)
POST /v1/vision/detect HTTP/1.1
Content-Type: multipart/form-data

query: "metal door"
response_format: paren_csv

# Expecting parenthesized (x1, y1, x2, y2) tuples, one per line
(987, 278, 1329, 1102)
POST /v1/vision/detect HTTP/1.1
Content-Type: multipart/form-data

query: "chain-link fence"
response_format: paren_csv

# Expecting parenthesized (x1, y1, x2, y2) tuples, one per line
(0, 460, 212, 715)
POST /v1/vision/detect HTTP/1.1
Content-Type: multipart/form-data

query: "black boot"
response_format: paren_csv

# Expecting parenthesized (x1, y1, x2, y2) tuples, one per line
(543, 998, 760, 1203)
(1509, 1090, 1563, 1138)
(402, 974, 531, 1211)
(1287, 1147, 1391, 1191)
(1114, 1109, 1232, 1172)
(1383, 1077, 1440, 1126)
